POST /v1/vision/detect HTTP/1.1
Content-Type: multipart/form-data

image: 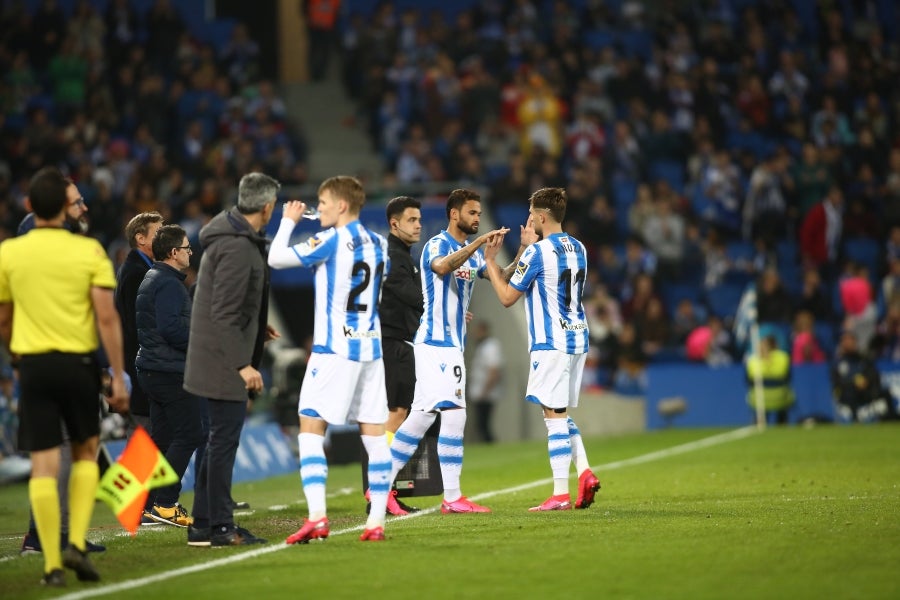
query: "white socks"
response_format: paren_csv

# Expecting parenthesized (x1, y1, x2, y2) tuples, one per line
(298, 432, 328, 520)
(362, 434, 391, 529)
(438, 409, 466, 502)
(546, 418, 572, 496)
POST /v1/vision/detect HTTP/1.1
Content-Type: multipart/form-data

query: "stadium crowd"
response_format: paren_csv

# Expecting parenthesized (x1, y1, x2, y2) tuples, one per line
(340, 0, 900, 393)
(1, 0, 899, 400)
(0, 0, 308, 269)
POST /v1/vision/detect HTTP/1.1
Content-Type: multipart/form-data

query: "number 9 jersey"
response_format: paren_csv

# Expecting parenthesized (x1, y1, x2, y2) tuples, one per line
(509, 233, 590, 354)
(269, 218, 389, 361)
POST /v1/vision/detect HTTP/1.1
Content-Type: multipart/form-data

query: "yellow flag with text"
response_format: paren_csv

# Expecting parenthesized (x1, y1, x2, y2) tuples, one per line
(95, 426, 178, 535)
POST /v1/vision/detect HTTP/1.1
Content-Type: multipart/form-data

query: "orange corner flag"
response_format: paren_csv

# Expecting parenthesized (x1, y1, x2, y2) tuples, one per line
(95, 426, 179, 535)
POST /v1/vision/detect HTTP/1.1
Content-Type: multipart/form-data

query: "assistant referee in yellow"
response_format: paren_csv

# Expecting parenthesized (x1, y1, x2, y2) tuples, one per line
(0, 167, 129, 587)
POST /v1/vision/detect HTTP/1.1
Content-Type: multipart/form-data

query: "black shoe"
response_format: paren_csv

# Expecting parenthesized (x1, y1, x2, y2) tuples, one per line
(187, 525, 211, 547)
(232, 500, 251, 510)
(210, 525, 266, 547)
(62, 545, 100, 582)
(395, 497, 420, 513)
(41, 568, 66, 587)
(21, 531, 107, 555)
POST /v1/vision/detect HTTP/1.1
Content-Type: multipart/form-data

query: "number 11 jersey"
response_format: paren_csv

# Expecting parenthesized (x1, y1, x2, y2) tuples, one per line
(509, 232, 590, 354)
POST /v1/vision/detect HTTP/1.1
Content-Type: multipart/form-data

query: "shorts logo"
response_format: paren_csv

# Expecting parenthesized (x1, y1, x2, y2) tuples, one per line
(311, 368, 318, 377)
(532, 361, 539, 370)
(439, 363, 447, 372)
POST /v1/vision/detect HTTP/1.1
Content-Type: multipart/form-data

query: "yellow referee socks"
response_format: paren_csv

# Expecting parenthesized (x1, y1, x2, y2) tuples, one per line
(68, 460, 99, 552)
(29, 477, 61, 572)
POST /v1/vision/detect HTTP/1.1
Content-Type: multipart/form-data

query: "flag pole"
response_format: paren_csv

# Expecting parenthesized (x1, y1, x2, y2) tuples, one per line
(750, 323, 766, 431)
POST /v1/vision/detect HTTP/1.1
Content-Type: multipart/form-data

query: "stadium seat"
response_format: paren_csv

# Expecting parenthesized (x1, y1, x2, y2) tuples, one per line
(813, 322, 837, 358)
(725, 241, 755, 263)
(843, 237, 881, 276)
(648, 160, 685, 193)
(705, 283, 745, 319)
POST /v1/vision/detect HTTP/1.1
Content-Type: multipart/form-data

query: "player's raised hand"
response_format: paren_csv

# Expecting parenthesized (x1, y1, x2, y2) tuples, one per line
(520, 216, 539, 246)
(477, 227, 509, 247)
(483, 232, 504, 261)
(282, 200, 308, 223)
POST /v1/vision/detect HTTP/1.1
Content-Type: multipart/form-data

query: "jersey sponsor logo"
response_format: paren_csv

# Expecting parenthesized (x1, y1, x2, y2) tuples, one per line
(342, 326, 381, 339)
(453, 266, 478, 281)
(558, 318, 588, 331)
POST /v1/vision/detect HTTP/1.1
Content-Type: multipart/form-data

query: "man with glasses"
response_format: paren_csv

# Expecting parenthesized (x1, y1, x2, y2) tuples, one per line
(17, 185, 89, 235)
(0, 167, 129, 586)
(17, 175, 108, 557)
(135, 225, 205, 528)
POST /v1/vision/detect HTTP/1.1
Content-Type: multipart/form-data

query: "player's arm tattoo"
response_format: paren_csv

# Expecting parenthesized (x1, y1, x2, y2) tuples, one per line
(498, 244, 528, 282)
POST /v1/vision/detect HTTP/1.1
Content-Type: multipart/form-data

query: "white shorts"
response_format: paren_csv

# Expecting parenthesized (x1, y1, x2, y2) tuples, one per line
(411, 344, 466, 412)
(298, 353, 388, 425)
(525, 350, 587, 410)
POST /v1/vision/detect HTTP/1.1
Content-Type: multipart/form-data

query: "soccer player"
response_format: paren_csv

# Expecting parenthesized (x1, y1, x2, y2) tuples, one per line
(388, 188, 531, 514)
(268, 175, 392, 542)
(481, 187, 601, 511)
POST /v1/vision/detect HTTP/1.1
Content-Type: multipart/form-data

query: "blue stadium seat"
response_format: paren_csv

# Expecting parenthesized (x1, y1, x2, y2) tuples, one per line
(583, 29, 617, 51)
(725, 241, 755, 263)
(660, 282, 702, 315)
(813, 322, 837, 358)
(648, 160, 685, 193)
(705, 283, 745, 319)
(612, 179, 638, 207)
(842, 237, 881, 276)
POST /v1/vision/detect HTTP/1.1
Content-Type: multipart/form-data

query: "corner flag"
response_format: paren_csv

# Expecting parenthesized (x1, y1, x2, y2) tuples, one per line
(95, 426, 178, 535)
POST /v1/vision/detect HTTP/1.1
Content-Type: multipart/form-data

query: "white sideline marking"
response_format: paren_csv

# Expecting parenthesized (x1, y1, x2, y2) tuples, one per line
(52, 426, 758, 600)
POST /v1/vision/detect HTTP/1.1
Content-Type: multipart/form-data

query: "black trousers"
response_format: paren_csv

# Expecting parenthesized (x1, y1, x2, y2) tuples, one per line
(139, 370, 205, 506)
(191, 398, 246, 529)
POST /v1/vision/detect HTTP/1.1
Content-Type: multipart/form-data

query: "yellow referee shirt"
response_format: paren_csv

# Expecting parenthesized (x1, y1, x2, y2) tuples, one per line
(0, 228, 117, 354)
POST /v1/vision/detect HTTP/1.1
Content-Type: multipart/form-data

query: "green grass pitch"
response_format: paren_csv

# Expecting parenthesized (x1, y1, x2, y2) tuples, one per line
(0, 424, 897, 599)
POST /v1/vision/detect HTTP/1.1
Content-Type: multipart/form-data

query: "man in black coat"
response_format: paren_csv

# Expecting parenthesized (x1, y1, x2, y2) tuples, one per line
(184, 172, 279, 547)
(114, 212, 163, 429)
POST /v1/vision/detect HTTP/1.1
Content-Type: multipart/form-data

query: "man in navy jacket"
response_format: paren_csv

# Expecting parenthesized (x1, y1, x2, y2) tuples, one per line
(135, 225, 204, 527)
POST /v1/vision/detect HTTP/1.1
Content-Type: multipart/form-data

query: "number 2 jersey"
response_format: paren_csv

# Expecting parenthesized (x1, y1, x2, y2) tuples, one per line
(509, 232, 589, 354)
(415, 230, 486, 351)
(269, 218, 388, 361)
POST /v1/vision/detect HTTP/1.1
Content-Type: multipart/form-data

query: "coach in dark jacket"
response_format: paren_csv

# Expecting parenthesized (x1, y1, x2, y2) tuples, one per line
(183, 173, 280, 547)
(135, 224, 203, 524)
(115, 212, 164, 423)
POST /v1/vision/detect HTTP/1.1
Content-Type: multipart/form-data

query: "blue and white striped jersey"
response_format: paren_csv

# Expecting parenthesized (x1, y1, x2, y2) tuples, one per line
(509, 232, 590, 354)
(269, 218, 388, 361)
(414, 230, 486, 350)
